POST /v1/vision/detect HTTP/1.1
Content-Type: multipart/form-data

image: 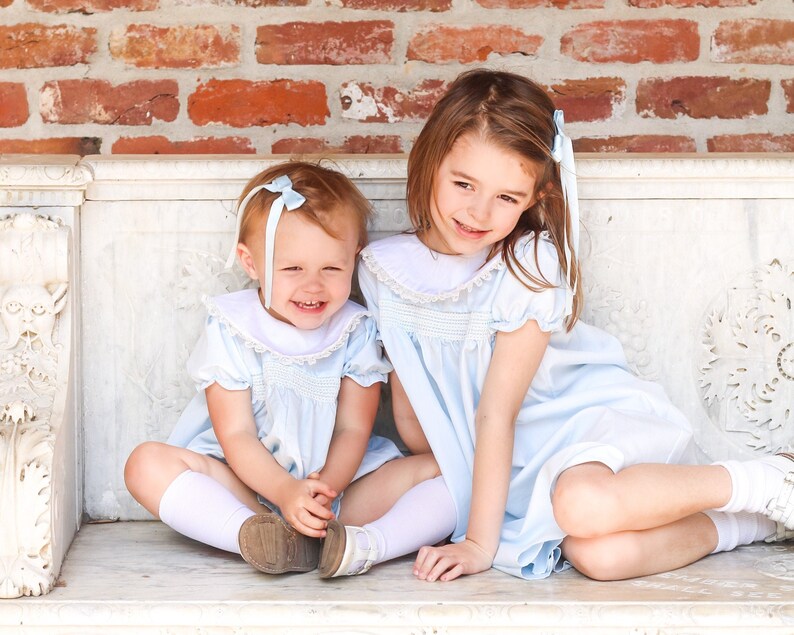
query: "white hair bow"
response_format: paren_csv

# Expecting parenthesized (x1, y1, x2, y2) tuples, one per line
(225, 174, 306, 309)
(551, 109, 579, 318)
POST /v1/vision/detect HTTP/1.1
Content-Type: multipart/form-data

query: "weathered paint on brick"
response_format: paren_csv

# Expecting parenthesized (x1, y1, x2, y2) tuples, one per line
(0, 83, 29, 127)
(783, 79, 794, 114)
(271, 135, 403, 154)
(407, 25, 542, 63)
(546, 78, 626, 122)
(40, 79, 179, 124)
(26, 0, 157, 11)
(477, 0, 603, 7)
(561, 20, 699, 63)
(712, 19, 794, 65)
(188, 79, 328, 127)
(637, 76, 770, 118)
(256, 21, 393, 65)
(340, 80, 447, 123)
(191, 0, 309, 6)
(112, 135, 256, 153)
(0, 137, 101, 154)
(339, 0, 451, 10)
(0, 24, 96, 69)
(630, 0, 754, 6)
(707, 134, 794, 151)
(574, 135, 697, 152)
(109, 25, 240, 68)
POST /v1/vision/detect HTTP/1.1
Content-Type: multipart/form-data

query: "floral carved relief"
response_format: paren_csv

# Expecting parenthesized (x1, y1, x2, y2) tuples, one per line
(699, 259, 794, 455)
(0, 214, 68, 598)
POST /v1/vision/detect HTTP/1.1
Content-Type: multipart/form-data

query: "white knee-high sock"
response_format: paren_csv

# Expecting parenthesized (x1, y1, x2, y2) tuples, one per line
(363, 476, 457, 564)
(158, 470, 255, 554)
(703, 510, 775, 554)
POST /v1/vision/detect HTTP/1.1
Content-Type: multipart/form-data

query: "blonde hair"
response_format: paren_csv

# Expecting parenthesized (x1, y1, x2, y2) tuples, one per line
(407, 69, 582, 330)
(237, 161, 372, 251)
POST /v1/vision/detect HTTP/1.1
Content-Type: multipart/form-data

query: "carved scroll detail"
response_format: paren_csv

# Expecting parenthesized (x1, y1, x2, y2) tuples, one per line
(0, 214, 69, 598)
(699, 259, 794, 455)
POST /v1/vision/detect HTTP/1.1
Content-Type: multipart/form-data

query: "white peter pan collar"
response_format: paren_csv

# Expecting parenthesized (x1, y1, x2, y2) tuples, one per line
(360, 233, 505, 304)
(204, 290, 367, 364)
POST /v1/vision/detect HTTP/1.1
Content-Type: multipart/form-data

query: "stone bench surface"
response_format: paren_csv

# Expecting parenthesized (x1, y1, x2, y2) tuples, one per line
(1, 522, 793, 634)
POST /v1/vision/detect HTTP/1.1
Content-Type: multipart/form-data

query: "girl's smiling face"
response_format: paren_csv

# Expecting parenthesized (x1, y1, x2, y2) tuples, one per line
(421, 133, 540, 256)
(239, 210, 359, 330)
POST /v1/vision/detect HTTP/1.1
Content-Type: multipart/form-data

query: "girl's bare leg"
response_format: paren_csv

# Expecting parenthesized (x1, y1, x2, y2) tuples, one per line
(337, 453, 441, 525)
(125, 441, 265, 517)
(562, 512, 717, 581)
(552, 462, 732, 537)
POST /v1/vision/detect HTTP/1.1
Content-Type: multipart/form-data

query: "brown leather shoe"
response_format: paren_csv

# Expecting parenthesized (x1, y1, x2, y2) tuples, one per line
(238, 513, 321, 574)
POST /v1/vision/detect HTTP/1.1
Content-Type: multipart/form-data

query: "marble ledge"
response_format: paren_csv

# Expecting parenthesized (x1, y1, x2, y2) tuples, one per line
(2, 522, 793, 634)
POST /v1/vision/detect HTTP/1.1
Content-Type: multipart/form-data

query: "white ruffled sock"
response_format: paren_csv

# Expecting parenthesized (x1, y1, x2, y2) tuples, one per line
(703, 510, 776, 554)
(713, 456, 793, 515)
(158, 470, 255, 554)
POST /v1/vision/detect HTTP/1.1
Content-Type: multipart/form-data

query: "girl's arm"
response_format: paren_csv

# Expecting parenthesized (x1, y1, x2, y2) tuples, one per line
(206, 382, 336, 537)
(315, 377, 380, 496)
(414, 319, 550, 582)
(390, 371, 432, 455)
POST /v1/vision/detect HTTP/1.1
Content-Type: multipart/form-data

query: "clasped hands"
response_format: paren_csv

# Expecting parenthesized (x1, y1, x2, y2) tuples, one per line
(273, 471, 336, 538)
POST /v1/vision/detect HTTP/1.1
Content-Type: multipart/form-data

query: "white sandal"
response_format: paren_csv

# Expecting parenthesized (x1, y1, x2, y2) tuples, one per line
(762, 452, 794, 530)
(765, 521, 794, 543)
(318, 520, 379, 579)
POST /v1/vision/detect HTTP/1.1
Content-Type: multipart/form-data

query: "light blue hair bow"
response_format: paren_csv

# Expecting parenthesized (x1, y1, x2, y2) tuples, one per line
(225, 174, 306, 309)
(551, 110, 579, 318)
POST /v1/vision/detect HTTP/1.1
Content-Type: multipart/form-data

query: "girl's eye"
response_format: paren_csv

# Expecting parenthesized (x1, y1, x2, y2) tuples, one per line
(454, 181, 472, 190)
(324, 267, 342, 272)
(499, 195, 518, 204)
(282, 266, 301, 272)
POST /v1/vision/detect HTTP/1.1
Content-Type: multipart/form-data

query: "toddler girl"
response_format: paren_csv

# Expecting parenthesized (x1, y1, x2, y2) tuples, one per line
(329, 69, 794, 582)
(125, 161, 451, 575)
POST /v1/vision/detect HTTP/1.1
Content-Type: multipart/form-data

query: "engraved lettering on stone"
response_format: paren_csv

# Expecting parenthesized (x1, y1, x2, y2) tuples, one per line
(699, 259, 794, 454)
(756, 554, 794, 581)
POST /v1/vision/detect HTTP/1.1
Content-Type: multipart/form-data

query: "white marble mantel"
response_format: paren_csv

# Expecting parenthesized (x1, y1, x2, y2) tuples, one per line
(1, 154, 794, 604)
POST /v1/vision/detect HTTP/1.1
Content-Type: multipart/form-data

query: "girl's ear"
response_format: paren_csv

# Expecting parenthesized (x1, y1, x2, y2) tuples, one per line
(236, 244, 259, 281)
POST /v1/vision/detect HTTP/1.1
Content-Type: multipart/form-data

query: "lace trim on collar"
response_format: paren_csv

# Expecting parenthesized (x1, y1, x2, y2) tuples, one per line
(360, 248, 505, 304)
(203, 295, 367, 366)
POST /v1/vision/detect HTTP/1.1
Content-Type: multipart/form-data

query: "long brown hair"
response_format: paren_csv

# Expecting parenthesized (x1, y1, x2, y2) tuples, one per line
(407, 69, 582, 330)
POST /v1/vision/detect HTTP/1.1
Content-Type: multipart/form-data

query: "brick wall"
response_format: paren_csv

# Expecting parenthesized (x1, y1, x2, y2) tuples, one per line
(0, 0, 792, 155)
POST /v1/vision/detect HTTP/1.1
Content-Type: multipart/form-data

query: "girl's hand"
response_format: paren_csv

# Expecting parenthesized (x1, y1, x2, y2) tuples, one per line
(307, 471, 333, 511)
(277, 477, 337, 538)
(413, 539, 494, 582)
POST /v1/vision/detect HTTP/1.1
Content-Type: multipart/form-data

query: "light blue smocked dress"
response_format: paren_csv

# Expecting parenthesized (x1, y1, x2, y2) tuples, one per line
(168, 289, 403, 514)
(359, 232, 696, 580)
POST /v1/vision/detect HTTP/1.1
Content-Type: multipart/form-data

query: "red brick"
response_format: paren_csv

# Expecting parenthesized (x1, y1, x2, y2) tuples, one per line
(339, 0, 450, 10)
(784, 79, 794, 113)
(340, 80, 447, 123)
(712, 19, 794, 65)
(630, 0, 754, 5)
(109, 25, 240, 68)
(112, 135, 255, 154)
(271, 135, 403, 154)
(707, 134, 794, 152)
(407, 26, 542, 63)
(200, 0, 308, 5)
(0, 0, 12, 6)
(256, 21, 393, 65)
(546, 78, 626, 122)
(561, 20, 699, 63)
(188, 79, 328, 127)
(477, 0, 603, 7)
(574, 135, 696, 152)
(40, 79, 179, 125)
(0, 83, 28, 127)
(0, 137, 101, 154)
(0, 24, 96, 69)
(637, 77, 770, 119)
(27, 0, 157, 10)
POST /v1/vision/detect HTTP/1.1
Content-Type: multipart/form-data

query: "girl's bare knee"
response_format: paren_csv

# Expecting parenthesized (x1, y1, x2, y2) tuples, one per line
(563, 534, 639, 581)
(552, 476, 617, 537)
(124, 441, 180, 493)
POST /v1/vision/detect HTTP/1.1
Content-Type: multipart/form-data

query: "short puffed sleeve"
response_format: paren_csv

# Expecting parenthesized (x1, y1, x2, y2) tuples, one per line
(492, 234, 569, 334)
(342, 314, 392, 387)
(186, 315, 252, 392)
